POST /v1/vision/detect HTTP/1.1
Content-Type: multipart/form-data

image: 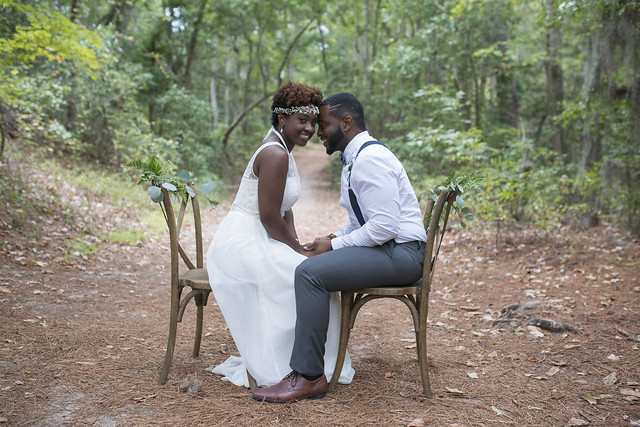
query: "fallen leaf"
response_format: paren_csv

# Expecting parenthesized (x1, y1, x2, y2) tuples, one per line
(603, 372, 617, 386)
(582, 393, 598, 405)
(385, 372, 394, 378)
(445, 387, 464, 396)
(607, 354, 620, 361)
(0, 287, 11, 294)
(619, 388, 640, 398)
(567, 417, 589, 426)
(130, 393, 157, 403)
(467, 372, 479, 379)
(525, 373, 547, 380)
(491, 406, 505, 416)
(546, 366, 560, 376)
(550, 360, 567, 366)
(527, 325, 544, 338)
(408, 418, 425, 427)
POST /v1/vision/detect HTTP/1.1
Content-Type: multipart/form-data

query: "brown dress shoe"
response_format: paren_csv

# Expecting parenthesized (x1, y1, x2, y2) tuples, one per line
(251, 371, 327, 403)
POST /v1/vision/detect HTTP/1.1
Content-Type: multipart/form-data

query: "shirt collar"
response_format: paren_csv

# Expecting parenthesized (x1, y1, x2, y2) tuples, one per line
(341, 131, 372, 165)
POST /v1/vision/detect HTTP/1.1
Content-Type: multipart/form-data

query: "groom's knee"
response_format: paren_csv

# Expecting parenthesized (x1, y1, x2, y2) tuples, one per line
(295, 257, 324, 293)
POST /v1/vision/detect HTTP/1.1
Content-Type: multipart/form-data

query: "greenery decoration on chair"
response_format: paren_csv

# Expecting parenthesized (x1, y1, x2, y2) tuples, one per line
(426, 169, 485, 229)
(127, 155, 217, 204)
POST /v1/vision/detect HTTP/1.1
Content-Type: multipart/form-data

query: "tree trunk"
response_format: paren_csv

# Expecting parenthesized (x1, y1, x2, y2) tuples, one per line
(210, 56, 219, 125)
(184, 0, 208, 90)
(494, 20, 519, 128)
(544, 0, 566, 156)
(578, 29, 606, 180)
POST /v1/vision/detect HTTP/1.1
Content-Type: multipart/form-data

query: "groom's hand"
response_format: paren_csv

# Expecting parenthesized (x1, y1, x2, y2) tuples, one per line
(303, 236, 333, 256)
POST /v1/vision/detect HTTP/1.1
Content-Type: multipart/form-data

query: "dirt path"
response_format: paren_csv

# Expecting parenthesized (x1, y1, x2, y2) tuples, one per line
(1, 144, 639, 426)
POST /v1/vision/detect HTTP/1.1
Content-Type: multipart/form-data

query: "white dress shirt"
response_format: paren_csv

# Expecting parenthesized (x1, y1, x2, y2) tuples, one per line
(331, 131, 427, 249)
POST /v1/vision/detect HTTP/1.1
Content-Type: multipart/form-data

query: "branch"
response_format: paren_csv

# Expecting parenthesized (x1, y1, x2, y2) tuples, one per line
(275, 19, 314, 87)
(222, 92, 274, 147)
(222, 19, 315, 147)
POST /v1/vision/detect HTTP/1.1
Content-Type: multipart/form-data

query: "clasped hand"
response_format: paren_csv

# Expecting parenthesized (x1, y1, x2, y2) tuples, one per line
(301, 236, 333, 256)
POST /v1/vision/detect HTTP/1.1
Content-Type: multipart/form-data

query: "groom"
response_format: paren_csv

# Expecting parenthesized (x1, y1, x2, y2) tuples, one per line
(252, 92, 427, 403)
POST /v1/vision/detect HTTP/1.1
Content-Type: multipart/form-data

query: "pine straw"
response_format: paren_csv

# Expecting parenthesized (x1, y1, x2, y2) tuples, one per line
(1, 145, 639, 426)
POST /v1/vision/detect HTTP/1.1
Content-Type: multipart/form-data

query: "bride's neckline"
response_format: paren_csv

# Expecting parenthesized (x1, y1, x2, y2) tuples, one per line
(265, 127, 289, 152)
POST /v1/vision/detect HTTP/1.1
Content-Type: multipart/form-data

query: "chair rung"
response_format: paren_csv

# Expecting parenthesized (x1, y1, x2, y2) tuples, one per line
(356, 284, 420, 296)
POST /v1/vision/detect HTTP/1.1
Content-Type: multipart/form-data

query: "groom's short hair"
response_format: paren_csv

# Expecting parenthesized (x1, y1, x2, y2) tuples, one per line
(321, 93, 367, 131)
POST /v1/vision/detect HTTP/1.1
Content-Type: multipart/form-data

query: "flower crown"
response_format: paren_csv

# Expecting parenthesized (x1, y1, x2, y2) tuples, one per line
(273, 105, 319, 116)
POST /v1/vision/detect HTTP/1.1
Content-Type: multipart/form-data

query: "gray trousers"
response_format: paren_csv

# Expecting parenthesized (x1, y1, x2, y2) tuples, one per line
(290, 240, 425, 376)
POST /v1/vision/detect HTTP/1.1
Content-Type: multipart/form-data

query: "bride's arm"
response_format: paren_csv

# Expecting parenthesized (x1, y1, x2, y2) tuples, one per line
(283, 209, 299, 242)
(254, 145, 305, 253)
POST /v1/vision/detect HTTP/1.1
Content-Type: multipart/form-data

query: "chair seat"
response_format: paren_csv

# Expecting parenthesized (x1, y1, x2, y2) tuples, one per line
(356, 281, 420, 296)
(179, 268, 211, 290)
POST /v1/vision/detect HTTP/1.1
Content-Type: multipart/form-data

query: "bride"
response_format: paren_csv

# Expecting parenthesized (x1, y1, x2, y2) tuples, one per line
(206, 81, 354, 388)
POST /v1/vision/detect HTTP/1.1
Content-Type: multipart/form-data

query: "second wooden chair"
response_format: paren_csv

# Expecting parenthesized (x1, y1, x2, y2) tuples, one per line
(328, 189, 459, 396)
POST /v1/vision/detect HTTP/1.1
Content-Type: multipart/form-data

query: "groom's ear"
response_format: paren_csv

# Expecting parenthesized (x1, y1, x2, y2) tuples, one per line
(342, 115, 353, 132)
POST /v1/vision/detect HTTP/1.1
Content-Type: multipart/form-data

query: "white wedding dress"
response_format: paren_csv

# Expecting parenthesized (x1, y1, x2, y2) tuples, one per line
(206, 130, 354, 387)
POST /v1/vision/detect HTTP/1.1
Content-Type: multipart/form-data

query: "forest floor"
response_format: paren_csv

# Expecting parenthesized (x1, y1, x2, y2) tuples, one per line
(1, 143, 639, 426)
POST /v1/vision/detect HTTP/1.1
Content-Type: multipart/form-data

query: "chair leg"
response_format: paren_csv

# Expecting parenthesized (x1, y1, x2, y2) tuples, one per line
(416, 322, 432, 397)
(329, 291, 353, 392)
(247, 370, 258, 391)
(159, 296, 180, 385)
(193, 300, 204, 357)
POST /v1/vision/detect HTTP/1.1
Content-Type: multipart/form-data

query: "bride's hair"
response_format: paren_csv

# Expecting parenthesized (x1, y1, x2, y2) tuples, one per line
(271, 81, 323, 127)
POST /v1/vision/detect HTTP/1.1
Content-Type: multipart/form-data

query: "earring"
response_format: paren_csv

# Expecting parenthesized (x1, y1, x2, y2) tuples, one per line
(280, 126, 284, 133)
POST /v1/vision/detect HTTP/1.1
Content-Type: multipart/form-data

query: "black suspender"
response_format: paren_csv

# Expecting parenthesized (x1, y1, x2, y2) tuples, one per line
(347, 140, 388, 226)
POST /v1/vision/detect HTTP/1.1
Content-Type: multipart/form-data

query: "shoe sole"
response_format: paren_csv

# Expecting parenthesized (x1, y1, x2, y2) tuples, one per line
(251, 391, 327, 404)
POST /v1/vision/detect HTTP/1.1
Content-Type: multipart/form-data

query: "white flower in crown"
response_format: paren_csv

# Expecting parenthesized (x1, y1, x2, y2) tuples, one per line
(273, 105, 319, 115)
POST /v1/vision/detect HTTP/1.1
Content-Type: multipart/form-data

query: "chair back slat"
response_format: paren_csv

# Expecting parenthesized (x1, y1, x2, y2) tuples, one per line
(160, 184, 203, 275)
(190, 185, 204, 269)
(420, 189, 458, 297)
(176, 198, 187, 240)
(160, 188, 180, 289)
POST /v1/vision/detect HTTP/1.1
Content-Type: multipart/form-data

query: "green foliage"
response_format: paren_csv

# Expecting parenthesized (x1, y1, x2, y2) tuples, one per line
(127, 156, 218, 205)
(0, 1, 103, 100)
(425, 169, 485, 229)
(64, 236, 100, 261)
(1, 0, 637, 235)
(127, 156, 190, 202)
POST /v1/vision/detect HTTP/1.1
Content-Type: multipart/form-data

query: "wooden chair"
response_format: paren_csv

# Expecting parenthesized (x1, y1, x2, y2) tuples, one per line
(157, 184, 259, 390)
(157, 184, 212, 385)
(328, 189, 459, 396)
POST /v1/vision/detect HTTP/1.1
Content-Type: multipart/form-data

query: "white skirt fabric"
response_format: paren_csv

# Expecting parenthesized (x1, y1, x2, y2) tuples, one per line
(206, 209, 354, 387)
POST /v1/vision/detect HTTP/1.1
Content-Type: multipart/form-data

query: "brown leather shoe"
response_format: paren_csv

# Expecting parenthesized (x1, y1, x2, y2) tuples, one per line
(251, 371, 327, 404)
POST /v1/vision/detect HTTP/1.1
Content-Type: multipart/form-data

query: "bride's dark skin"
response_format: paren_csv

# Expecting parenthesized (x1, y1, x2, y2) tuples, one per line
(252, 111, 317, 255)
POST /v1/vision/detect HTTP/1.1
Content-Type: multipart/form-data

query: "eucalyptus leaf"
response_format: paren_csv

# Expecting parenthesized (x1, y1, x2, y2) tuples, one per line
(178, 170, 191, 182)
(457, 197, 466, 208)
(148, 186, 164, 203)
(162, 182, 177, 192)
(186, 186, 196, 198)
(200, 182, 215, 194)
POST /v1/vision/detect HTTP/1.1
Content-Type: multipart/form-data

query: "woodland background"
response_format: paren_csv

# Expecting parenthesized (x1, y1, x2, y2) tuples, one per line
(1, 0, 639, 232)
